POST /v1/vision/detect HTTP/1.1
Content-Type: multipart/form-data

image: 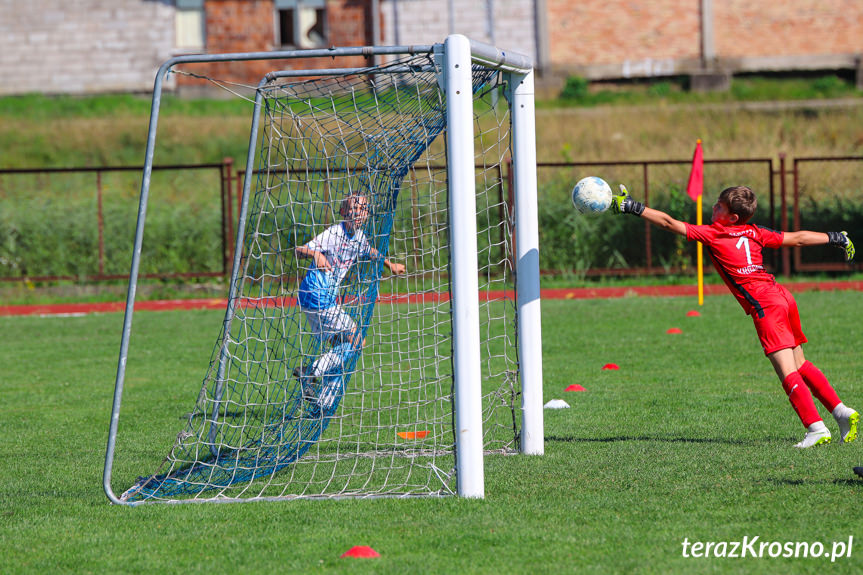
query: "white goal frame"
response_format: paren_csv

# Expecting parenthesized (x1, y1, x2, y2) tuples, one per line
(103, 34, 543, 504)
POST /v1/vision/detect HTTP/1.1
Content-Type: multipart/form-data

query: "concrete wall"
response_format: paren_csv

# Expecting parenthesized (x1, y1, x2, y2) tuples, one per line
(713, 0, 863, 74)
(546, 0, 863, 80)
(380, 0, 536, 64)
(0, 0, 175, 95)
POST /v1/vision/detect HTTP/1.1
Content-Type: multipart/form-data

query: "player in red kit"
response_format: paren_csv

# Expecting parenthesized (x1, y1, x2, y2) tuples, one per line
(612, 184, 857, 448)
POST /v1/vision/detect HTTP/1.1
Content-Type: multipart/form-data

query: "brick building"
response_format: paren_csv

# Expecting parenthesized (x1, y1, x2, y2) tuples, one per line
(1, 0, 861, 96)
(546, 0, 863, 91)
(173, 0, 381, 92)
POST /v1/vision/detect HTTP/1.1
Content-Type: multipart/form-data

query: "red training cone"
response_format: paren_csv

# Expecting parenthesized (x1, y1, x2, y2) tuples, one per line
(341, 546, 381, 559)
(602, 363, 619, 370)
(666, 327, 683, 334)
(686, 310, 701, 317)
(565, 384, 586, 392)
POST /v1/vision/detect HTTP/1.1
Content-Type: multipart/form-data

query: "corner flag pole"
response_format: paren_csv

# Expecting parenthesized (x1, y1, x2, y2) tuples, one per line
(696, 195, 703, 305)
(686, 140, 704, 306)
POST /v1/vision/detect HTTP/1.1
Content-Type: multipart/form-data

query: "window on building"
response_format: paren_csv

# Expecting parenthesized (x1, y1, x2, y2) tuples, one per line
(276, 0, 327, 49)
(175, 0, 206, 51)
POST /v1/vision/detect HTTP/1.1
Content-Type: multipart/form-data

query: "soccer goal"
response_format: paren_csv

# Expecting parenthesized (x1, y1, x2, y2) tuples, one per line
(103, 35, 543, 504)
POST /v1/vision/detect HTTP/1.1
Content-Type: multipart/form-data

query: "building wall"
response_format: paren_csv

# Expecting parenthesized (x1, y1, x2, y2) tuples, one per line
(0, 0, 174, 96)
(380, 0, 536, 64)
(0, 0, 377, 96)
(546, 0, 863, 80)
(548, 0, 699, 67)
(714, 0, 863, 58)
(175, 0, 375, 90)
(713, 0, 863, 75)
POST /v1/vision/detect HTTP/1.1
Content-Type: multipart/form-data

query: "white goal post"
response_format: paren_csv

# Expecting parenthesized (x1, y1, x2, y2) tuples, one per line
(103, 34, 543, 505)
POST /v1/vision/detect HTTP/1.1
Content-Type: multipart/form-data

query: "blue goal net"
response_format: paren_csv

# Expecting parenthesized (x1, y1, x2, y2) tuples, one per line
(121, 53, 518, 503)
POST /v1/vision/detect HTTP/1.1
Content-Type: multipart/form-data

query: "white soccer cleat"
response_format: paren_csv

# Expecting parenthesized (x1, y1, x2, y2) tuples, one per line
(794, 421, 831, 449)
(833, 405, 859, 444)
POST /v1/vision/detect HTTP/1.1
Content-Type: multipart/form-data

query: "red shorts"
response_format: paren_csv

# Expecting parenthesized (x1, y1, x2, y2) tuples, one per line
(749, 283, 807, 355)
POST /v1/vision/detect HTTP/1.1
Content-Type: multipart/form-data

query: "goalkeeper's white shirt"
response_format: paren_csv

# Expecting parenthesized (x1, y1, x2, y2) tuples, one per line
(298, 222, 371, 310)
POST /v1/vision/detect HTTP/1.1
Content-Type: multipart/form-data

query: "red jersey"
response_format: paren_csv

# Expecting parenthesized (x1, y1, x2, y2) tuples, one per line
(685, 222, 784, 316)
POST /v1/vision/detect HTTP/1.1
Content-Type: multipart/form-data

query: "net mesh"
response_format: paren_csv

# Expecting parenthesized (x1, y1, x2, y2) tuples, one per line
(122, 53, 519, 503)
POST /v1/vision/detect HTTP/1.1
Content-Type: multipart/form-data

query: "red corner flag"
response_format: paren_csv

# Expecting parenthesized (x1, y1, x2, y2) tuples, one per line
(686, 139, 703, 201)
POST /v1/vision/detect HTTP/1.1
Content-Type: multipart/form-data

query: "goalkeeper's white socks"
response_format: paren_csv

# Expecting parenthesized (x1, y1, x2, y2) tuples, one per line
(831, 403, 859, 443)
(794, 421, 831, 449)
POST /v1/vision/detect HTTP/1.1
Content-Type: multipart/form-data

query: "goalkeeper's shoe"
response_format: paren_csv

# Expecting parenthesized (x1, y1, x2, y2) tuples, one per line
(794, 422, 831, 448)
(833, 406, 859, 444)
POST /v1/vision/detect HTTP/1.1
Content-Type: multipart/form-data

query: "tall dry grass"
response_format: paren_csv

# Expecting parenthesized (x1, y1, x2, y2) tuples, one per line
(4, 99, 863, 169)
(535, 102, 863, 163)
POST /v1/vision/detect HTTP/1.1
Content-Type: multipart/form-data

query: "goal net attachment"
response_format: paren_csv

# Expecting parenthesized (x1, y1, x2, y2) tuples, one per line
(103, 35, 543, 504)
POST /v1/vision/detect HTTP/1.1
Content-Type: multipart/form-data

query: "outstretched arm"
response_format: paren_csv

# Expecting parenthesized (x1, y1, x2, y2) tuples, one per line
(611, 185, 687, 236)
(782, 230, 831, 247)
(783, 230, 855, 261)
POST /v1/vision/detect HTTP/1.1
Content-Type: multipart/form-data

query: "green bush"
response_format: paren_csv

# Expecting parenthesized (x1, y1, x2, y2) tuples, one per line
(0, 200, 223, 279)
(559, 76, 590, 101)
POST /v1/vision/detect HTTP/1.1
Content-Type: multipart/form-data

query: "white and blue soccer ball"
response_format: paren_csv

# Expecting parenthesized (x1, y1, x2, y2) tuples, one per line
(571, 176, 612, 214)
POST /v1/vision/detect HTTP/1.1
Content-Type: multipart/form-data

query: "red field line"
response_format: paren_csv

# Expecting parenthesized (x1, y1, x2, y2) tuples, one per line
(1, 281, 860, 317)
(539, 280, 863, 300)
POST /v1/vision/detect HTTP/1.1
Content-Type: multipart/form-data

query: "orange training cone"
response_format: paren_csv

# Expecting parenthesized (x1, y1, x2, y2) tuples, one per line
(341, 546, 381, 558)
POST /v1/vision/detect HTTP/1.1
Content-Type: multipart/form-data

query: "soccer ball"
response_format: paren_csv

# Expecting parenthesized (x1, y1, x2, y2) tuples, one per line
(571, 176, 613, 214)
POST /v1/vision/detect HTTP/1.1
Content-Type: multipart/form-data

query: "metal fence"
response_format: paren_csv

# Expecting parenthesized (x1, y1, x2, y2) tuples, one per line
(0, 160, 234, 283)
(1, 154, 860, 283)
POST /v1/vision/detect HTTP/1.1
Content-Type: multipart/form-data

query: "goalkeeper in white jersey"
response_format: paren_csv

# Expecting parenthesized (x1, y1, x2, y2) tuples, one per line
(294, 193, 405, 406)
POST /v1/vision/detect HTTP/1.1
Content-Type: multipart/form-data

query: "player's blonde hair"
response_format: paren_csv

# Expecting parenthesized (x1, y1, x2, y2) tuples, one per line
(718, 186, 757, 223)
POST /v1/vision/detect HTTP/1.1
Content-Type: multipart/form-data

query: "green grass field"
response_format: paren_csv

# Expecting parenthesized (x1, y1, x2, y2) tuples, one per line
(2, 290, 862, 573)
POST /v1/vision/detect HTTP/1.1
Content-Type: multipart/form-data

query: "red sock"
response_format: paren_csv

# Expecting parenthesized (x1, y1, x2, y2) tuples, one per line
(798, 360, 841, 412)
(782, 372, 821, 427)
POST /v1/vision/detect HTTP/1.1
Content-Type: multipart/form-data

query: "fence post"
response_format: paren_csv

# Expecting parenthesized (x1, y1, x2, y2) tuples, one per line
(642, 163, 652, 272)
(767, 158, 778, 271)
(97, 169, 105, 278)
(221, 157, 234, 279)
(792, 157, 803, 272)
(779, 153, 790, 277)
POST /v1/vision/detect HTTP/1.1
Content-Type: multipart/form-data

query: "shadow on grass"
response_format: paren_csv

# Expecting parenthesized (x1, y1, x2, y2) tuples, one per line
(546, 434, 749, 445)
(834, 478, 863, 486)
(767, 478, 863, 487)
